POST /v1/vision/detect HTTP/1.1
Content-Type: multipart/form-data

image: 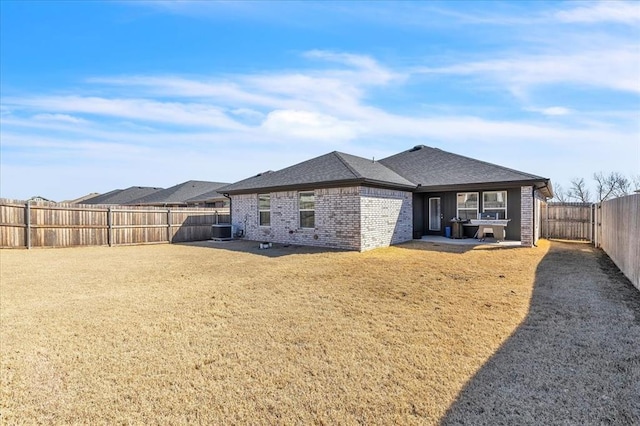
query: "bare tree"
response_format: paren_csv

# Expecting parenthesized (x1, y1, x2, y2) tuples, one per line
(551, 183, 569, 202)
(567, 177, 592, 203)
(593, 171, 631, 202)
(631, 174, 640, 193)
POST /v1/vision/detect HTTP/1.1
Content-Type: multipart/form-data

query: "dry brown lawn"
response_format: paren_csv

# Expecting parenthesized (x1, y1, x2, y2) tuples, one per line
(1, 239, 550, 424)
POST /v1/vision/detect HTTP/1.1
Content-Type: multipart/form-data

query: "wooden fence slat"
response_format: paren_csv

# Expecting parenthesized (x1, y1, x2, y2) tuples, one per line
(542, 202, 593, 241)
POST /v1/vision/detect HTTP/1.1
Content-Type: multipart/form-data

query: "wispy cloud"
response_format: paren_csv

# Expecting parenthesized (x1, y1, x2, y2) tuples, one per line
(555, 1, 640, 25)
(526, 106, 572, 117)
(33, 113, 88, 124)
(7, 96, 246, 129)
(415, 48, 640, 96)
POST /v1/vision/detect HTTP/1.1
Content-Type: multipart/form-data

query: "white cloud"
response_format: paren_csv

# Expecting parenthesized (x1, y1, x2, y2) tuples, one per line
(33, 113, 88, 124)
(303, 50, 401, 85)
(555, 1, 640, 25)
(526, 106, 572, 116)
(416, 48, 640, 95)
(261, 109, 358, 141)
(8, 96, 247, 130)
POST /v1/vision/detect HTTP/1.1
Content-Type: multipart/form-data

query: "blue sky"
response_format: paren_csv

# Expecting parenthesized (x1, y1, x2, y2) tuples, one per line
(1, 0, 639, 201)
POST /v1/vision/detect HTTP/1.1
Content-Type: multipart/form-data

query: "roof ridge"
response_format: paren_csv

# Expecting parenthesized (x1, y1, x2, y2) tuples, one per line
(333, 151, 362, 179)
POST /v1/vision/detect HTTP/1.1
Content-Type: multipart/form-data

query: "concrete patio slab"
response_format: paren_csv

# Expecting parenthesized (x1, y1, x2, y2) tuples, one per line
(419, 235, 522, 247)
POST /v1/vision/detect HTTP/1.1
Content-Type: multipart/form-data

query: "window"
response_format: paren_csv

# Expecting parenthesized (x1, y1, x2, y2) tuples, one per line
(258, 194, 270, 226)
(483, 191, 507, 219)
(299, 191, 315, 228)
(457, 192, 479, 220)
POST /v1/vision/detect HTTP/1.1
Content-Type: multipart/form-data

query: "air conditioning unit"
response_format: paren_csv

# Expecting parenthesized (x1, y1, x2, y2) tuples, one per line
(211, 224, 232, 241)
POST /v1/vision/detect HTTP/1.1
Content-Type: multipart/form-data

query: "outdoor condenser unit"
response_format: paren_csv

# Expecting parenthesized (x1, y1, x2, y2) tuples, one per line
(211, 224, 232, 241)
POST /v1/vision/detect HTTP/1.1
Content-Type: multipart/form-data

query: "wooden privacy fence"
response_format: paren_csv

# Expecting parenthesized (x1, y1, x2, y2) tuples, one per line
(597, 194, 639, 291)
(541, 202, 594, 241)
(0, 199, 230, 249)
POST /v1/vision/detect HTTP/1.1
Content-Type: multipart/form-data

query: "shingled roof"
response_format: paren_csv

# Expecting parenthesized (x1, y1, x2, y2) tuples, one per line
(185, 188, 228, 204)
(131, 180, 230, 205)
(379, 145, 552, 197)
(83, 186, 164, 205)
(219, 151, 416, 194)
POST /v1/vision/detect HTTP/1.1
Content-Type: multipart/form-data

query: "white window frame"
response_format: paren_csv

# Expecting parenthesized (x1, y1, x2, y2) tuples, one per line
(482, 191, 507, 219)
(456, 192, 479, 220)
(299, 191, 315, 229)
(258, 193, 270, 227)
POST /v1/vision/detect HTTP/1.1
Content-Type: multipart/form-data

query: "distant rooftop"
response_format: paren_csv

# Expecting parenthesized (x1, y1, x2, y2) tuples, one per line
(83, 186, 164, 205)
(131, 180, 230, 205)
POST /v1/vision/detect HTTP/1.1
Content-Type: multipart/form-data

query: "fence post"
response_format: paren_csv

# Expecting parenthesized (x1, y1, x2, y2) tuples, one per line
(594, 203, 600, 247)
(25, 202, 31, 249)
(589, 204, 594, 244)
(167, 208, 172, 243)
(107, 207, 113, 247)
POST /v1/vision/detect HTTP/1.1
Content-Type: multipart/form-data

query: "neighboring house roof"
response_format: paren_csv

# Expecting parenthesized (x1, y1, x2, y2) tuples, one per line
(27, 195, 55, 202)
(131, 180, 230, 205)
(219, 151, 416, 194)
(83, 186, 164, 205)
(379, 145, 553, 197)
(63, 193, 101, 204)
(185, 188, 228, 204)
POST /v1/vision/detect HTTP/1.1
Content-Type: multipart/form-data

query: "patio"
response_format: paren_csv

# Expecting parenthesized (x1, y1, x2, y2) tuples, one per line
(419, 235, 522, 247)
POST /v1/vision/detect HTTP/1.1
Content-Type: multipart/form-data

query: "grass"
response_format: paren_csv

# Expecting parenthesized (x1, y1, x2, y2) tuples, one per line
(1, 240, 549, 424)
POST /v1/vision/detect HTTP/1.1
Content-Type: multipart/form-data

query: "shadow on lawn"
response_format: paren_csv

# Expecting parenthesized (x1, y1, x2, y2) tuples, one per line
(440, 241, 640, 425)
(398, 240, 525, 255)
(183, 239, 347, 258)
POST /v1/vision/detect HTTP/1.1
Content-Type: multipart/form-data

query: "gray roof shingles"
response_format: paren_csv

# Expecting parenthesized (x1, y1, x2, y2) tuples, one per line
(185, 188, 228, 203)
(131, 180, 230, 205)
(219, 151, 416, 194)
(379, 145, 549, 188)
(83, 186, 164, 205)
(219, 146, 552, 197)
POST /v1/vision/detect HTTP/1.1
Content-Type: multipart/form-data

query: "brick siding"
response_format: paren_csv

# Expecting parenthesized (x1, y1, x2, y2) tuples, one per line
(360, 187, 413, 251)
(520, 185, 534, 246)
(230, 186, 412, 251)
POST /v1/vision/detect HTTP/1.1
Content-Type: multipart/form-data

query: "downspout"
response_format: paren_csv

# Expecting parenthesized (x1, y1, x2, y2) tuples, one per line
(223, 192, 232, 220)
(223, 192, 232, 233)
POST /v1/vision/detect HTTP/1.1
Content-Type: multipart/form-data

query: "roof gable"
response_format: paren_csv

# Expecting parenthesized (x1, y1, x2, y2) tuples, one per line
(219, 151, 415, 194)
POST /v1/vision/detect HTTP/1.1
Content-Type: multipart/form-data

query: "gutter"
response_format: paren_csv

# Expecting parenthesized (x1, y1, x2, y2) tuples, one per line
(222, 178, 417, 196)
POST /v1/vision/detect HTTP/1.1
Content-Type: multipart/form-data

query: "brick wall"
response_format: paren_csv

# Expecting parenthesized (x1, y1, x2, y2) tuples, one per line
(230, 186, 412, 251)
(520, 186, 534, 246)
(360, 187, 413, 251)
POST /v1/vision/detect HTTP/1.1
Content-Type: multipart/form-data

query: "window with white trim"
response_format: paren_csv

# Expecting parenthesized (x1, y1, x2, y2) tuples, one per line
(299, 191, 315, 228)
(258, 194, 270, 226)
(456, 192, 479, 220)
(483, 191, 507, 219)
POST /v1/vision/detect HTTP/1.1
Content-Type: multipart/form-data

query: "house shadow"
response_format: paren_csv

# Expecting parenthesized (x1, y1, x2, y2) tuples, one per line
(171, 214, 223, 244)
(440, 241, 640, 425)
(182, 239, 348, 258)
(398, 239, 525, 255)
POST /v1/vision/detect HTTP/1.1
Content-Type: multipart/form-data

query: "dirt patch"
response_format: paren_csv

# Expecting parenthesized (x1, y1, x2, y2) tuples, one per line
(1, 240, 637, 424)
